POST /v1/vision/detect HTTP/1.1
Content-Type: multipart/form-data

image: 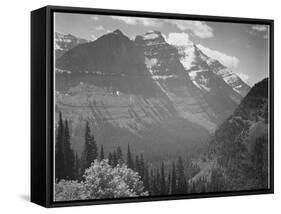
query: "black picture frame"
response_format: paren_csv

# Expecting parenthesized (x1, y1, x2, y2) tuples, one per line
(31, 5, 274, 208)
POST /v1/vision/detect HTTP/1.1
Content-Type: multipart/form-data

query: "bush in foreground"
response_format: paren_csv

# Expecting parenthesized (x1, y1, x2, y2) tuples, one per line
(55, 159, 148, 201)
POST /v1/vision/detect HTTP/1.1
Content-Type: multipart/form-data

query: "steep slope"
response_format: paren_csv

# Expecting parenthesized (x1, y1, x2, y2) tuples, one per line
(190, 45, 251, 97)
(55, 32, 89, 59)
(136, 31, 243, 131)
(55, 30, 211, 161)
(55, 30, 251, 163)
(57, 30, 145, 76)
(177, 43, 250, 99)
(56, 30, 156, 97)
(196, 78, 269, 190)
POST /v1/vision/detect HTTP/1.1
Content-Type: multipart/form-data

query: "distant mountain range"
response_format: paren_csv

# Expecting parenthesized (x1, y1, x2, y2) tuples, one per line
(54, 30, 252, 161)
(55, 32, 89, 59)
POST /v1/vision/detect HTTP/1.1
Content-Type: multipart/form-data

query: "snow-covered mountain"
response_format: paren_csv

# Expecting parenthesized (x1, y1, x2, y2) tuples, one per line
(55, 32, 89, 59)
(136, 31, 245, 129)
(213, 67, 251, 97)
(55, 29, 251, 161)
(175, 40, 250, 97)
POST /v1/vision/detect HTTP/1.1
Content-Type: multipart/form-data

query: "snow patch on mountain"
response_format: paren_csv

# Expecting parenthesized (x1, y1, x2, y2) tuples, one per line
(145, 57, 158, 75)
(145, 57, 158, 68)
(218, 68, 239, 84)
(138, 31, 166, 47)
(189, 70, 203, 80)
(55, 43, 63, 50)
(177, 44, 195, 70)
(143, 32, 160, 40)
(152, 75, 178, 80)
(214, 68, 250, 96)
(197, 44, 239, 69)
(191, 80, 211, 92)
(56, 68, 72, 74)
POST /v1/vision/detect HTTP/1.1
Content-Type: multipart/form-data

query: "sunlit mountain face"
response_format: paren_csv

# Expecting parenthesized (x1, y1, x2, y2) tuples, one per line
(54, 30, 251, 161)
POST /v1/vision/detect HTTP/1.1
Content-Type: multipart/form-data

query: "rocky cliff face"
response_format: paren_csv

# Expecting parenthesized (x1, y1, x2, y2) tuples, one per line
(55, 30, 251, 161)
(136, 31, 247, 131)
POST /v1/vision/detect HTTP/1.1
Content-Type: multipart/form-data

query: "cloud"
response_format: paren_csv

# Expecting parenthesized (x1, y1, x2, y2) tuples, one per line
(197, 44, 239, 69)
(90, 34, 97, 41)
(167, 20, 213, 38)
(237, 73, 249, 82)
(110, 16, 213, 39)
(96, 26, 105, 31)
(252, 25, 268, 32)
(165, 32, 192, 46)
(248, 25, 269, 39)
(110, 16, 158, 26)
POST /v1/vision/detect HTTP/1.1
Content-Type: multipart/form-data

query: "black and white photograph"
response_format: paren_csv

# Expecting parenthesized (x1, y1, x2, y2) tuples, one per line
(53, 12, 271, 202)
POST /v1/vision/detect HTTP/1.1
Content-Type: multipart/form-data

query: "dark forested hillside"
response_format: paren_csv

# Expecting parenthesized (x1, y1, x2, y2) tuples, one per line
(206, 78, 269, 191)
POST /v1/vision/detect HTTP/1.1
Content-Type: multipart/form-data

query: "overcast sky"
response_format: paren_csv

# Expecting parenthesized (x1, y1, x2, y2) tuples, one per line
(55, 12, 270, 86)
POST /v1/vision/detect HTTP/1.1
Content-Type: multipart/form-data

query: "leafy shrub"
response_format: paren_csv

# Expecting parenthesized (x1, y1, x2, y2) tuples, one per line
(55, 180, 85, 201)
(55, 159, 148, 201)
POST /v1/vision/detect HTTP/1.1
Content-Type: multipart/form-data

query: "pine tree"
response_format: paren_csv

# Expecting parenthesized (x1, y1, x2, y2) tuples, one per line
(64, 119, 75, 179)
(108, 152, 113, 166)
(77, 154, 84, 181)
(135, 155, 140, 173)
(144, 166, 150, 192)
(139, 154, 145, 178)
(112, 150, 118, 167)
(100, 145, 104, 161)
(184, 178, 188, 193)
(116, 146, 123, 164)
(252, 136, 268, 189)
(176, 156, 187, 194)
(171, 162, 177, 195)
(167, 171, 171, 194)
(73, 152, 80, 180)
(209, 168, 225, 192)
(156, 168, 161, 195)
(191, 182, 196, 193)
(55, 112, 65, 181)
(150, 168, 157, 195)
(127, 144, 134, 169)
(82, 121, 98, 171)
(160, 162, 166, 195)
(200, 178, 206, 193)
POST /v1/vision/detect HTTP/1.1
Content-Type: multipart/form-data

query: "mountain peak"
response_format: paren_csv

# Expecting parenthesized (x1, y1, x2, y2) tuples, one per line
(143, 30, 164, 40)
(145, 30, 162, 35)
(112, 29, 124, 35)
(55, 32, 89, 59)
(98, 29, 130, 42)
(135, 30, 166, 45)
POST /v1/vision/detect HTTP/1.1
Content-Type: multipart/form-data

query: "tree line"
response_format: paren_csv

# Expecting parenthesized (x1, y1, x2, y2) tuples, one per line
(55, 112, 226, 196)
(55, 112, 99, 181)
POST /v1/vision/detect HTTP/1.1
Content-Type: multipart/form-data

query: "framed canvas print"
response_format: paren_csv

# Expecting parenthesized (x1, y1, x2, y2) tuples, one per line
(31, 5, 274, 207)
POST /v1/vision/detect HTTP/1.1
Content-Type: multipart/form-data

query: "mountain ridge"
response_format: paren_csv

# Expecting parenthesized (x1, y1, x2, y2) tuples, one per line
(55, 30, 251, 97)
(55, 32, 90, 59)
(54, 29, 254, 161)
